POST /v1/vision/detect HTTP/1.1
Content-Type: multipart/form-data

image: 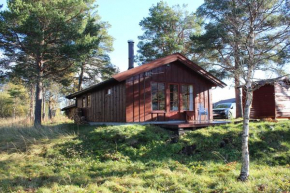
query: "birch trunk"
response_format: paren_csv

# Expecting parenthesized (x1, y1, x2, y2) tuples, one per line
(239, 5, 255, 181)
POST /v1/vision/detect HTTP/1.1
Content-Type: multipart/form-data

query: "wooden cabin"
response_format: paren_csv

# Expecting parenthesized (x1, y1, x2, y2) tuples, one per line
(245, 77, 290, 119)
(65, 53, 226, 123)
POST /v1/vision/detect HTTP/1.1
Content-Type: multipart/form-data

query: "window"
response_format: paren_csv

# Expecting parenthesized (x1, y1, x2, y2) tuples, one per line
(87, 94, 91, 107)
(151, 82, 165, 111)
(181, 85, 193, 111)
(82, 97, 86, 108)
(106, 88, 112, 95)
(170, 84, 179, 111)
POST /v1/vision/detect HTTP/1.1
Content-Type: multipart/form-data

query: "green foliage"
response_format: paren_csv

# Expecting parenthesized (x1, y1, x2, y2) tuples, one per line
(0, 0, 108, 125)
(73, 14, 118, 90)
(137, 1, 202, 64)
(192, 0, 290, 80)
(0, 82, 29, 117)
(0, 121, 289, 192)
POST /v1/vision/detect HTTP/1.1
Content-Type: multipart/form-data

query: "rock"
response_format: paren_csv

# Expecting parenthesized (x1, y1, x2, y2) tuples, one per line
(179, 144, 197, 156)
(127, 139, 139, 148)
(220, 141, 226, 148)
(170, 135, 179, 143)
(220, 138, 232, 148)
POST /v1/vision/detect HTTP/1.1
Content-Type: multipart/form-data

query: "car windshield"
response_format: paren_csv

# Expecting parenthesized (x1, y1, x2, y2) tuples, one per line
(215, 103, 231, 108)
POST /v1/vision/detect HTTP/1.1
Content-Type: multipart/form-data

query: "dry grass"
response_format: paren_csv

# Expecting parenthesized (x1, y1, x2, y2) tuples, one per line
(0, 116, 74, 154)
(0, 117, 32, 127)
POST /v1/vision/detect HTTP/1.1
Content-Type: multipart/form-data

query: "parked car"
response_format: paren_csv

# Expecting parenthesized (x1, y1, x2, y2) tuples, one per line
(213, 103, 236, 119)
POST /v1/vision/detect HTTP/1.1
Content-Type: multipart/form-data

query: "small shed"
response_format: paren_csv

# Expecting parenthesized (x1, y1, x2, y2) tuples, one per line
(65, 50, 226, 123)
(61, 104, 76, 119)
(245, 77, 290, 119)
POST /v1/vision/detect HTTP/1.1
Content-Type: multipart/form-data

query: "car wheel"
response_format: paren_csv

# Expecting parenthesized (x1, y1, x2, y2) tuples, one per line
(227, 112, 232, 119)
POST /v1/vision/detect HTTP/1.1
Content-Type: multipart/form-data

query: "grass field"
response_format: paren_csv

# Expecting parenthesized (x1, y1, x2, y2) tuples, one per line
(0, 119, 289, 192)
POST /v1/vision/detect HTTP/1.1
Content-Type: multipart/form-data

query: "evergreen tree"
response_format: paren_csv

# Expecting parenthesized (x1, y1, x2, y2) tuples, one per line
(0, 0, 100, 126)
(137, 1, 202, 64)
(191, 0, 249, 118)
(74, 14, 118, 91)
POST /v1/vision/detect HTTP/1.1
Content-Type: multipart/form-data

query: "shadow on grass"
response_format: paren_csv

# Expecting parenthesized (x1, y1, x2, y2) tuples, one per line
(0, 122, 289, 191)
(56, 123, 290, 166)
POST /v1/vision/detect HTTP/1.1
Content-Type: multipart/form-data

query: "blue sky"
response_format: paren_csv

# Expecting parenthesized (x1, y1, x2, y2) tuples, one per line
(97, 0, 204, 71)
(0, 0, 203, 71)
(0, 0, 234, 102)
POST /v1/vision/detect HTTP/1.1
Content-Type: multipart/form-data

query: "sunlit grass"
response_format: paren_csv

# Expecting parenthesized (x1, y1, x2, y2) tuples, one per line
(0, 120, 289, 192)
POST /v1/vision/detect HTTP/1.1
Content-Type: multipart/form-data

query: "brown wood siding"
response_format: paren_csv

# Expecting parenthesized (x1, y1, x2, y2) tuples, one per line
(125, 61, 214, 122)
(275, 83, 290, 118)
(249, 84, 275, 119)
(77, 82, 126, 122)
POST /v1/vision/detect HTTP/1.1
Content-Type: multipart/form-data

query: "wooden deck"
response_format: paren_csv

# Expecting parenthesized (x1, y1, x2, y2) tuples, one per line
(89, 120, 230, 135)
(154, 120, 230, 129)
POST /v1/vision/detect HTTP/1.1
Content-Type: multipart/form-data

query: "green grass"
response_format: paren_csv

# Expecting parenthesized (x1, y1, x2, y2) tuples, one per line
(0, 121, 289, 192)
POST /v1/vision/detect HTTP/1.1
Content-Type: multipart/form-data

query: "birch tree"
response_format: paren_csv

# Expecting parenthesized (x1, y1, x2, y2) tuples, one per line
(193, 0, 289, 181)
(238, 0, 289, 181)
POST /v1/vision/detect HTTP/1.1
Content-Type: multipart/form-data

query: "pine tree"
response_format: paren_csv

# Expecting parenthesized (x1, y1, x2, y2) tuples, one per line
(137, 1, 202, 64)
(0, 0, 99, 126)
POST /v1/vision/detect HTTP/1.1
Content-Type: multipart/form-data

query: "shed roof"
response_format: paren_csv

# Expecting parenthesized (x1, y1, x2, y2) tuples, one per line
(66, 53, 226, 99)
(238, 76, 290, 90)
(61, 104, 76, 111)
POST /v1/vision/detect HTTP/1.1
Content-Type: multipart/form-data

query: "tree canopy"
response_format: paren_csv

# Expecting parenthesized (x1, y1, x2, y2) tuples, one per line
(0, 0, 115, 126)
(193, 0, 290, 181)
(136, 1, 202, 64)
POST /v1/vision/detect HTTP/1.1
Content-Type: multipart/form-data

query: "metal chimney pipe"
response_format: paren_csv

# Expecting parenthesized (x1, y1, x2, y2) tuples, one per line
(128, 40, 134, 70)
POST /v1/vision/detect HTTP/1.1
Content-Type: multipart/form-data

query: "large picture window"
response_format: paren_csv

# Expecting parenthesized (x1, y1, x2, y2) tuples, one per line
(181, 85, 193, 111)
(151, 82, 165, 111)
(170, 84, 179, 111)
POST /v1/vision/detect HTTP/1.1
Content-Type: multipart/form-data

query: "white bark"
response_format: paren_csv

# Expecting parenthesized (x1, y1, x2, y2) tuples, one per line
(239, 2, 256, 181)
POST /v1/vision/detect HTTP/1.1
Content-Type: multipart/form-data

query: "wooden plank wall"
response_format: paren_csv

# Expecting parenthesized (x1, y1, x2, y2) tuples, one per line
(77, 82, 126, 122)
(275, 82, 290, 118)
(125, 61, 214, 122)
(250, 84, 275, 119)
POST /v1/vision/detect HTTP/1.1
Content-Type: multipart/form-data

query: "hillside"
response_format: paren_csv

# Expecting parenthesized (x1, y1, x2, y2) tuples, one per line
(0, 121, 289, 192)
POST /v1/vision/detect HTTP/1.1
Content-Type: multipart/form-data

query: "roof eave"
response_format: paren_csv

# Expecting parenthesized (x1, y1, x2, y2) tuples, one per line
(66, 78, 117, 99)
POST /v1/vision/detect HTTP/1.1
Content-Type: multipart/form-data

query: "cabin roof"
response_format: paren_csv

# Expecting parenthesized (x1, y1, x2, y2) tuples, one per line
(66, 53, 226, 99)
(113, 53, 226, 87)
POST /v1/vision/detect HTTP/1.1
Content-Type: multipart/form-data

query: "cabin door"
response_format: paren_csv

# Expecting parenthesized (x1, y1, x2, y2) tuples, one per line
(166, 84, 194, 121)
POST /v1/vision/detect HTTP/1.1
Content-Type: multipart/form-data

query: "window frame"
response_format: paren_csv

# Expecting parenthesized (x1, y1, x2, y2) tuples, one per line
(169, 83, 180, 112)
(181, 84, 194, 111)
(151, 82, 166, 112)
